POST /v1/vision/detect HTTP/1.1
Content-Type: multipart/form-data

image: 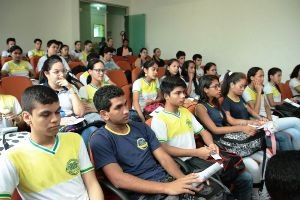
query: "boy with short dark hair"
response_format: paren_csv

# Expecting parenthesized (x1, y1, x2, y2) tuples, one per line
(81, 40, 93, 66)
(192, 54, 203, 78)
(1, 38, 16, 58)
(151, 76, 253, 200)
(91, 85, 204, 200)
(0, 85, 104, 200)
(28, 38, 45, 58)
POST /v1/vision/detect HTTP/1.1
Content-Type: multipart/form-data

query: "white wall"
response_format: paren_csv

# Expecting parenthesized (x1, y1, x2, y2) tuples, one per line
(0, 0, 79, 54)
(129, 0, 300, 81)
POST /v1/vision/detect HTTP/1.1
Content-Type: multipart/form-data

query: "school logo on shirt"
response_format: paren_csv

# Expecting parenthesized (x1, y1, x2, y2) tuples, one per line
(137, 138, 148, 150)
(66, 159, 80, 175)
(186, 119, 192, 128)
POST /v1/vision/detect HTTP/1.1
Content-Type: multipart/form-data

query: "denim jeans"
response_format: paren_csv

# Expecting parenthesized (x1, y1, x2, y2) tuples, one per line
(233, 171, 253, 200)
(81, 126, 98, 148)
(273, 117, 300, 150)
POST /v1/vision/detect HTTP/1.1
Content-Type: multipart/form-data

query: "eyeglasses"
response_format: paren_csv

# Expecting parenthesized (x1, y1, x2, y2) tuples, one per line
(93, 68, 105, 73)
(209, 84, 221, 89)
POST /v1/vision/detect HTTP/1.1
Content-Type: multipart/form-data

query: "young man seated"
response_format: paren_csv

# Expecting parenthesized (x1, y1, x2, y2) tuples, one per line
(0, 85, 104, 200)
(0, 93, 22, 128)
(151, 76, 253, 200)
(90, 85, 204, 200)
(37, 40, 70, 73)
(1, 38, 16, 58)
(80, 40, 93, 66)
(265, 151, 300, 200)
(27, 38, 45, 58)
(101, 47, 120, 70)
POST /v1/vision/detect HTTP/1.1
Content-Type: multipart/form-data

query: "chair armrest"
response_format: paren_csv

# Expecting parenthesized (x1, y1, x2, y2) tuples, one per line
(100, 179, 130, 200)
(173, 157, 190, 174)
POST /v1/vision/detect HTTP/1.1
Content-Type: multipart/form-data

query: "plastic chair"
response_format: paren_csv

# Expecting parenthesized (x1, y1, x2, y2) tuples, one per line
(116, 60, 131, 71)
(121, 84, 132, 108)
(278, 81, 293, 99)
(131, 67, 142, 83)
(112, 55, 126, 63)
(69, 61, 84, 70)
(127, 55, 137, 65)
(1, 57, 12, 66)
(106, 70, 129, 88)
(1, 76, 33, 104)
(29, 56, 41, 78)
(157, 67, 165, 79)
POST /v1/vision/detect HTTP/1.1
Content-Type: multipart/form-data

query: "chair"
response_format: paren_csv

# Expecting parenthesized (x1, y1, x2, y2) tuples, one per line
(112, 55, 126, 63)
(68, 61, 84, 70)
(131, 67, 142, 83)
(127, 55, 137, 65)
(116, 60, 131, 71)
(1, 57, 12, 66)
(278, 81, 293, 99)
(157, 67, 165, 79)
(106, 70, 132, 108)
(1, 76, 32, 104)
(29, 56, 41, 78)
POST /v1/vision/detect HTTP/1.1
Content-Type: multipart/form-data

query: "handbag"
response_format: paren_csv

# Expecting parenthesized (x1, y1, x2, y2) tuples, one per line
(218, 129, 266, 157)
(143, 102, 164, 114)
(273, 102, 300, 118)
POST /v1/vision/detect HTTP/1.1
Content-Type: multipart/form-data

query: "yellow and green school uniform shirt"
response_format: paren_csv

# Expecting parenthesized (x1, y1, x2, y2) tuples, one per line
(79, 81, 110, 103)
(1, 60, 33, 77)
(263, 82, 281, 104)
(0, 95, 22, 128)
(28, 49, 45, 57)
(151, 107, 204, 161)
(242, 86, 267, 117)
(132, 78, 160, 110)
(79, 71, 111, 86)
(0, 132, 93, 200)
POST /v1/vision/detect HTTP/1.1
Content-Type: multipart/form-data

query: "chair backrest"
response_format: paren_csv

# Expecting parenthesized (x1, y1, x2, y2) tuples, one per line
(29, 56, 41, 78)
(69, 61, 84, 70)
(1, 57, 12, 66)
(157, 67, 165, 79)
(1, 76, 33, 104)
(106, 69, 129, 87)
(116, 60, 131, 71)
(127, 55, 137, 65)
(121, 84, 132, 108)
(279, 81, 293, 99)
(112, 55, 126, 63)
(131, 67, 142, 83)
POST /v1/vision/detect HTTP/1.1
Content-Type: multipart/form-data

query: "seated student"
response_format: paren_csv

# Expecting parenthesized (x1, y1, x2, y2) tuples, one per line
(176, 50, 186, 74)
(192, 54, 204, 78)
(70, 40, 82, 60)
(60, 44, 78, 63)
(116, 38, 133, 56)
(151, 76, 253, 200)
(100, 47, 120, 70)
(0, 85, 104, 200)
(56, 41, 63, 55)
(79, 58, 112, 107)
(265, 151, 300, 200)
(134, 48, 148, 68)
(90, 85, 204, 200)
(1, 45, 34, 78)
(132, 60, 161, 122)
(289, 64, 300, 100)
(243, 67, 300, 150)
(1, 38, 16, 58)
(37, 39, 70, 73)
(181, 60, 200, 100)
(39, 55, 84, 117)
(80, 40, 93, 66)
(99, 37, 116, 57)
(160, 58, 181, 83)
(204, 62, 218, 76)
(0, 94, 22, 128)
(221, 72, 274, 199)
(27, 38, 45, 58)
(152, 48, 165, 67)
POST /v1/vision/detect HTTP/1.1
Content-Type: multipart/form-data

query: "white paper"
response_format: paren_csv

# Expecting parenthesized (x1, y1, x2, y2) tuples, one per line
(284, 98, 300, 108)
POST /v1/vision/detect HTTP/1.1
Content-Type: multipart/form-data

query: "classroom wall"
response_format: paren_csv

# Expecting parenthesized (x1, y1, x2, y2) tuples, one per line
(129, 0, 300, 81)
(0, 0, 80, 54)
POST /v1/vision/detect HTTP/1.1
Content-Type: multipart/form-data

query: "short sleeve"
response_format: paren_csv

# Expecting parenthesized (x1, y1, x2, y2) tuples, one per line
(191, 114, 204, 135)
(290, 78, 300, 89)
(132, 79, 142, 93)
(263, 84, 273, 95)
(37, 56, 46, 72)
(104, 74, 110, 83)
(79, 86, 88, 101)
(79, 72, 88, 86)
(155, 78, 160, 89)
(61, 57, 71, 71)
(0, 153, 19, 198)
(78, 137, 94, 174)
(12, 97, 22, 115)
(151, 117, 168, 143)
(222, 98, 231, 112)
(242, 89, 252, 103)
(26, 62, 33, 70)
(27, 50, 33, 57)
(90, 130, 117, 170)
(1, 62, 9, 72)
